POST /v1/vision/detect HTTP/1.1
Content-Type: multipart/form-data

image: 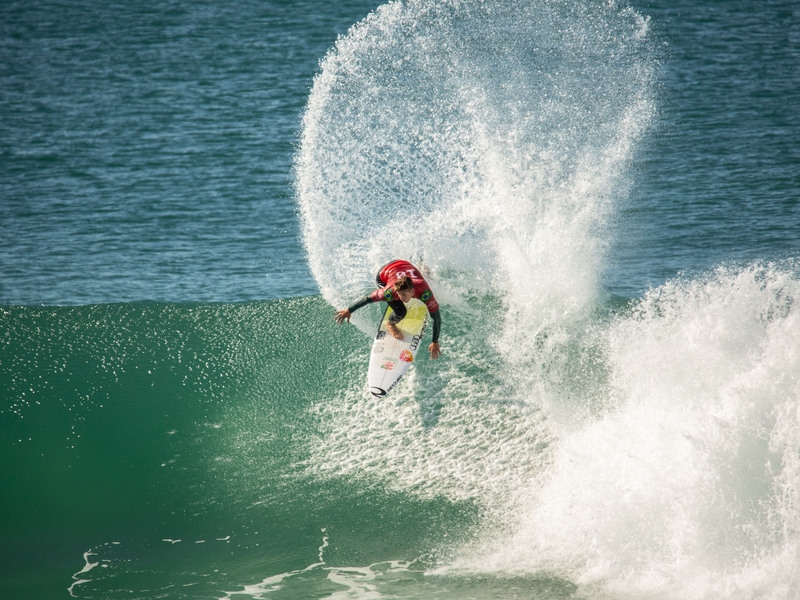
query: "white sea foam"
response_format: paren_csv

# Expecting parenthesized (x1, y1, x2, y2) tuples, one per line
(448, 263, 800, 599)
(295, 0, 800, 597)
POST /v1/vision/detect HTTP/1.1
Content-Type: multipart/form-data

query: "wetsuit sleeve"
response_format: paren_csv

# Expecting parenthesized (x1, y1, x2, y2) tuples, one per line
(429, 309, 441, 344)
(347, 295, 374, 313)
(348, 288, 392, 313)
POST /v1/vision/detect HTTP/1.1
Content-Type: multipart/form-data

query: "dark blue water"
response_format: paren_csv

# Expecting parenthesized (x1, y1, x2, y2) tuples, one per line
(1, 0, 385, 305)
(2, 1, 800, 599)
(611, 0, 800, 294)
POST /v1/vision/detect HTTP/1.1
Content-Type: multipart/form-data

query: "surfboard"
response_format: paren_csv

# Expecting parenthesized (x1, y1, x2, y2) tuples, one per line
(367, 298, 428, 398)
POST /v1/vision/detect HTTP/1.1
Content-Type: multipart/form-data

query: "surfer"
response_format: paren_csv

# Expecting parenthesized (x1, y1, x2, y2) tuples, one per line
(334, 259, 442, 359)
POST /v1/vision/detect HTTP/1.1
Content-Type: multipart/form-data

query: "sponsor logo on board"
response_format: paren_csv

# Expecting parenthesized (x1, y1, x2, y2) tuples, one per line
(409, 335, 421, 351)
(399, 350, 413, 363)
(381, 360, 395, 370)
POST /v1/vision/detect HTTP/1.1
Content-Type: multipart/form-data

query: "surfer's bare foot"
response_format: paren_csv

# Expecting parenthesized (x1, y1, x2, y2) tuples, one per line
(387, 322, 405, 340)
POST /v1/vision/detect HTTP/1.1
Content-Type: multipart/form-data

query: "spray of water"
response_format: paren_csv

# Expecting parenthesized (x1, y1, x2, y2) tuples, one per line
(295, 0, 656, 505)
(296, 0, 654, 333)
(295, 0, 800, 597)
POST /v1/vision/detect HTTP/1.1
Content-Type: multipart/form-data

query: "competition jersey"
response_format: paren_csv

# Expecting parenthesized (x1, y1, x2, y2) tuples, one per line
(370, 260, 440, 313)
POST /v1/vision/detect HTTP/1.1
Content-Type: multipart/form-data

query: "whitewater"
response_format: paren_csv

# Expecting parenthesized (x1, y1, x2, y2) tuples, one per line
(295, 0, 800, 598)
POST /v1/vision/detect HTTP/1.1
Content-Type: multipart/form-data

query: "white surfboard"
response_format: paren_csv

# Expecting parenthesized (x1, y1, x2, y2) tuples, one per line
(367, 298, 428, 398)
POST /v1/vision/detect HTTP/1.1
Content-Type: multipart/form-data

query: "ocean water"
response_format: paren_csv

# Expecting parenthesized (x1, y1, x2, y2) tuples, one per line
(2, 0, 799, 599)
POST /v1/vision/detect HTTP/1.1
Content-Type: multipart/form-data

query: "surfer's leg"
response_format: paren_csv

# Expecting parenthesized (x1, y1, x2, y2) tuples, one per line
(386, 322, 404, 340)
(385, 299, 407, 339)
(386, 300, 407, 323)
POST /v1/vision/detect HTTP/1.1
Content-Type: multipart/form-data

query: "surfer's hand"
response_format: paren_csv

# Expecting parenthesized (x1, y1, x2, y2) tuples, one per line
(429, 342, 441, 359)
(334, 309, 351, 324)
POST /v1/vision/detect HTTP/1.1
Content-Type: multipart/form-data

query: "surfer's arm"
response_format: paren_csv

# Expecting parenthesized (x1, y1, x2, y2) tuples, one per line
(348, 295, 374, 313)
(334, 295, 374, 324)
(429, 310, 441, 343)
(428, 310, 441, 359)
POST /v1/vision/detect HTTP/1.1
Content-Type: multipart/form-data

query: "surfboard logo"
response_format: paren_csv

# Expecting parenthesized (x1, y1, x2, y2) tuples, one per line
(409, 335, 421, 351)
(370, 386, 387, 398)
(399, 350, 413, 363)
(381, 360, 395, 370)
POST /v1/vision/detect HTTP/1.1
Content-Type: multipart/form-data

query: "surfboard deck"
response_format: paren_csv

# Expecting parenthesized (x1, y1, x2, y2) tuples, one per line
(367, 298, 428, 398)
